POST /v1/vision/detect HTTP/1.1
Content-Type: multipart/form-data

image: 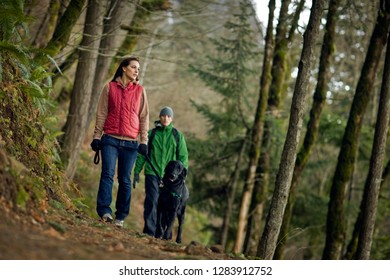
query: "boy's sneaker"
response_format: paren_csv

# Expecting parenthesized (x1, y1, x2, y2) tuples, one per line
(114, 219, 124, 228)
(102, 213, 113, 223)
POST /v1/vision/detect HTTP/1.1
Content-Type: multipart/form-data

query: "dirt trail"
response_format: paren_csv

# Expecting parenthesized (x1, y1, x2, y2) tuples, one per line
(0, 203, 234, 260)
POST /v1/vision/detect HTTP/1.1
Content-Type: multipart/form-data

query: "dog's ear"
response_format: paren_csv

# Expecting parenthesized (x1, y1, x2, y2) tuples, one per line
(177, 161, 184, 173)
(181, 167, 187, 177)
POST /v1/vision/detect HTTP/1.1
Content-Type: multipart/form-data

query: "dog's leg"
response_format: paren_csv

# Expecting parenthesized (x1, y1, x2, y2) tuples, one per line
(155, 207, 163, 239)
(160, 209, 169, 238)
(163, 210, 176, 240)
(176, 204, 186, 243)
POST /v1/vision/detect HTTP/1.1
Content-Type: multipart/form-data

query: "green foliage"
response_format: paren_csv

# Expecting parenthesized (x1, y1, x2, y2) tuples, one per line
(0, 0, 33, 42)
(15, 185, 29, 211)
(0, 0, 71, 213)
(186, 2, 261, 245)
(188, 0, 259, 137)
(290, 192, 328, 259)
(317, 112, 346, 146)
(185, 207, 215, 245)
(189, 0, 260, 136)
(370, 184, 390, 259)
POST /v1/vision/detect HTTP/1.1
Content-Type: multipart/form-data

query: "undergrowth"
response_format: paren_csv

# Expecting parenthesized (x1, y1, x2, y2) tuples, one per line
(0, 55, 74, 213)
(0, 0, 74, 216)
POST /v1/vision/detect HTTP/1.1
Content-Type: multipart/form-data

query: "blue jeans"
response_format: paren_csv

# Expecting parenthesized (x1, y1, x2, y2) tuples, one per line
(96, 134, 138, 221)
(143, 175, 161, 236)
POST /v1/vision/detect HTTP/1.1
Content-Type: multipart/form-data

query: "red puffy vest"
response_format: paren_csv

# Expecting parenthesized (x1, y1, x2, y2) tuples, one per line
(103, 81, 143, 139)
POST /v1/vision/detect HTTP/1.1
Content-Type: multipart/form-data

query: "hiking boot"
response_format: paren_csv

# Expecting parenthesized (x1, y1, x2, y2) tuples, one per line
(102, 213, 113, 223)
(114, 219, 124, 228)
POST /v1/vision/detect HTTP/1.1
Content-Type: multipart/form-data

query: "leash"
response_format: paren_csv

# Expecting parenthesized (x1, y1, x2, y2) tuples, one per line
(144, 154, 163, 187)
(93, 150, 100, 165)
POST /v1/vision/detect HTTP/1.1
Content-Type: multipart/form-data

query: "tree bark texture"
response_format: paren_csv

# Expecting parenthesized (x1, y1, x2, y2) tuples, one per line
(322, 0, 390, 260)
(287, 0, 306, 42)
(233, 0, 276, 254)
(267, 0, 291, 112)
(220, 136, 248, 249)
(245, 0, 305, 254)
(243, 0, 277, 256)
(38, 0, 86, 63)
(60, 0, 105, 179)
(111, 0, 171, 76)
(244, 0, 292, 255)
(382, 159, 390, 184)
(356, 30, 390, 260)
(345, 148, 390, 259)
(257, 0, 326, 260)
(31, 0, 60, 48)
(274, 0, 340, 260)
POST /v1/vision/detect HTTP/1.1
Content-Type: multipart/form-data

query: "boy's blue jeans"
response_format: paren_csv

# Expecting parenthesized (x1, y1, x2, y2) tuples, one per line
(143, 175, 161, 236)
(96, 134, 138, 221)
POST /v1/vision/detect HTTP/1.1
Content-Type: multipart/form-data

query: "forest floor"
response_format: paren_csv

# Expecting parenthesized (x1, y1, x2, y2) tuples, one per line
(0, 201, 237, 260)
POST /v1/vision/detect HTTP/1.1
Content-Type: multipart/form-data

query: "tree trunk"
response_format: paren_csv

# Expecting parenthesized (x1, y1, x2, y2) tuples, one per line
(220, 136, 248, 249)
(274, 0, 340, 260)
(31, 0, 60, 48)
(237, 0, 291, 256)
(60, 0, 105, 179)
(267, 0, 291, 113)
(346, 124, 390, 260)
(244, 121, 271, 254)
(257, 0, 326, 260)
(382, 159, 390, 183)
(355, 31, 390, 260)
(287, 0, 306, 42)
(36, 0, 86, 64)
(85, 0, 139, 132)
(244, 0, 307, 256)
(110, 0, 171, 76)
(322, 0, 390, 260)
(233, 0, 276, 254)
(344, 211, 362, 259)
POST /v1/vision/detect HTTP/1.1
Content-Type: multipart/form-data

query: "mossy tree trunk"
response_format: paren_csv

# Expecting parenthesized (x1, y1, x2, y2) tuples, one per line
(31, 0, 60, 48)
(267, 0, 291, 114)
(257, 0, 326, 260)
(242, 0, 305, 256)
(273, 0, 341, 260)
(237, 0, 291, 255)
(233, 0, 276, 254)
(36, 0, 86, 64)
(60, 0, 106, 179)
(322, 0, 390, 260)
(355, 31, 390, 259)
(345, 135, 390, 260)
(109, 0, 171, 78)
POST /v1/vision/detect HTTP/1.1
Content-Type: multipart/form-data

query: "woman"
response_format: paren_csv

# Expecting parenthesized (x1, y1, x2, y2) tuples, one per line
(91, 56, 149, 227)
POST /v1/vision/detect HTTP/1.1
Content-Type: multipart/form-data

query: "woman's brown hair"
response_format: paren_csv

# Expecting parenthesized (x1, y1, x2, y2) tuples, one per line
(111, 56, 140, 82)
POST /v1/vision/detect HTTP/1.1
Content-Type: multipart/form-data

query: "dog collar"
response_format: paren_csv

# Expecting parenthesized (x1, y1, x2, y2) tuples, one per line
(171, 191, 182, 198)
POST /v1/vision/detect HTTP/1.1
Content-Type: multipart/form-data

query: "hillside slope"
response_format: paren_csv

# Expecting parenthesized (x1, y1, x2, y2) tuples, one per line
(0, 199, 238, 260)
(0, 146, 237, 260)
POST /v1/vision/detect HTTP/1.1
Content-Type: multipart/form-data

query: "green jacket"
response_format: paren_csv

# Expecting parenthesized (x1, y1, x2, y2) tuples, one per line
(134, 121, 188, 177)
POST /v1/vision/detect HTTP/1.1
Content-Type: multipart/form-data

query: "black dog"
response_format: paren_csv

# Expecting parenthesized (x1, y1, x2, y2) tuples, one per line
(155, 160, 189, 243)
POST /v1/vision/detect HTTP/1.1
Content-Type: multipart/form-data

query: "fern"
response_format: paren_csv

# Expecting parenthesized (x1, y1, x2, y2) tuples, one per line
(0, 0, 33, 42)
(0, 0, 70, 211)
